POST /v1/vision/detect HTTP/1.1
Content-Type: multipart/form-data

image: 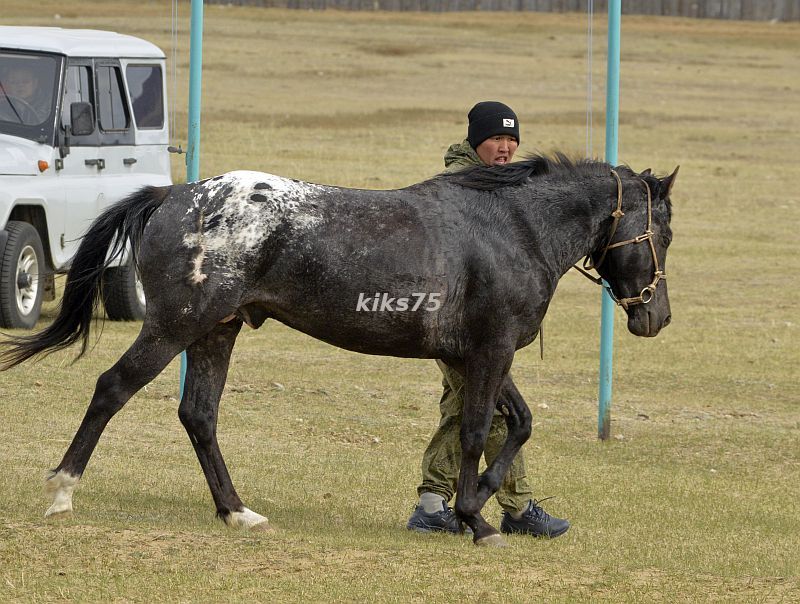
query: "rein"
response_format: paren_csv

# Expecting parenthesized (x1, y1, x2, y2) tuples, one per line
(573, 169, 666, 310)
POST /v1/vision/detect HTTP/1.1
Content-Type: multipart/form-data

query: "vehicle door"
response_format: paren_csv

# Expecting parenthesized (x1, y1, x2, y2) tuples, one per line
(58, 58, 136, 263)
(120, 60, 170, 188)
(56, 59, 104, 266)
(93, 59, 137, 207)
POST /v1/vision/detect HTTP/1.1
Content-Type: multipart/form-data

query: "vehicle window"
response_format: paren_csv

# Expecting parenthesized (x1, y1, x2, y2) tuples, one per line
(96, 65, 130, 131)
(0, 52, 60, 142)
(62, 65, 94, 129)
(126, 65, 164, 129)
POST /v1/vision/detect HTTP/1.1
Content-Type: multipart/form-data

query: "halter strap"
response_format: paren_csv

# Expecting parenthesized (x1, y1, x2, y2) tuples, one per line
(583, 168, 624, 272)
(573, 170, 666, 310)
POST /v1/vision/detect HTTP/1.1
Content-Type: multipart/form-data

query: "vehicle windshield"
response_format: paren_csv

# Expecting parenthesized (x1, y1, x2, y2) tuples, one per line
(0, 51, 61, 144)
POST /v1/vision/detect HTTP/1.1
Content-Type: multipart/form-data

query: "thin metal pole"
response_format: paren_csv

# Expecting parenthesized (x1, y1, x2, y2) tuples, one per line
(598, 0, 620, 440)
(180, 0, 204, 400)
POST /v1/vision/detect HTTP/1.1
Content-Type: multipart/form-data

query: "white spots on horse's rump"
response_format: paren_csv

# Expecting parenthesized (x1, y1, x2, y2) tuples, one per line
(184, 208, 209, 284)
(189, 251, 207, 284)
(44, 470, 79, 517)
(182, 171, 324, 284)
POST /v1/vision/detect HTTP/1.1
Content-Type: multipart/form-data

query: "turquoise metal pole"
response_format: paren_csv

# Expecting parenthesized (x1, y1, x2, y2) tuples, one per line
(186, 0, 204, 183)
(180, 0, 204, 400)
(598, 0, 620, 440)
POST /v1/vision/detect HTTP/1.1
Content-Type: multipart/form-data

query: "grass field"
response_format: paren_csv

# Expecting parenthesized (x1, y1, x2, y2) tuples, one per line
(1, 1, 799, 601)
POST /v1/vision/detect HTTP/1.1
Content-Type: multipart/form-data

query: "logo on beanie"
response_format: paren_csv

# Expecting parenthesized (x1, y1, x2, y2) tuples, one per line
(503, 118, 515, 127)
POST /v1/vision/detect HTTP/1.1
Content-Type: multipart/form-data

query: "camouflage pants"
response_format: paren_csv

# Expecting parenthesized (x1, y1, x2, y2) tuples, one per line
(416, 360, 533, 513)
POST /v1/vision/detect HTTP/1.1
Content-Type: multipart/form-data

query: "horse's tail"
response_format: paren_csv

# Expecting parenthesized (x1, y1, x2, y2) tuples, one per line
(0, 185, 170, 370)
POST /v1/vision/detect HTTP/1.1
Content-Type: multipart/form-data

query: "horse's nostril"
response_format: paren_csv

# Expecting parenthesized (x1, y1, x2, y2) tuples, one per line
(663, 314, 672, 327)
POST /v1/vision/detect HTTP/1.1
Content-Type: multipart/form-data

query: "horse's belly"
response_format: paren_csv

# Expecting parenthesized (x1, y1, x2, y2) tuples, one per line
(266, 305, 443, 360)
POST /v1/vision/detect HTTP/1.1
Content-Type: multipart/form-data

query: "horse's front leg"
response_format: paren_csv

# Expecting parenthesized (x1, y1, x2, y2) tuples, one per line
(454, 349, 514, 547)
(476, 375, 532, 504)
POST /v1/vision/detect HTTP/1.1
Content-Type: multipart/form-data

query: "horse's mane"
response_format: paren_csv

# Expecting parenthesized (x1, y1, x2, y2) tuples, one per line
(431, 153, 672, 220)
(437, 152, 612, 191)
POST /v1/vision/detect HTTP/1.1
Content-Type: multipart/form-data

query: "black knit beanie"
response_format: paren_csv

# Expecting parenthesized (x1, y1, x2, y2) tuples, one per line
(467, 101, 520, 149)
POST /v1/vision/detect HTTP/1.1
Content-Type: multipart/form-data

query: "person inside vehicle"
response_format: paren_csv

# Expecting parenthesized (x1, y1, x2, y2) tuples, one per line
(406, 101, 570, 539)
(0, 64, 48, 124)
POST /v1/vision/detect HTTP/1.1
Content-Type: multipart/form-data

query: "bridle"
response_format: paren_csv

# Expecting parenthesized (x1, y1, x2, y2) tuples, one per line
(573, 169, 666, 310)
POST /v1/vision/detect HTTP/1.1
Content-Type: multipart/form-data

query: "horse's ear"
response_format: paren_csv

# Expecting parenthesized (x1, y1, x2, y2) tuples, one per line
(658, 165, 679, 200)
(641, 168, 652, 176)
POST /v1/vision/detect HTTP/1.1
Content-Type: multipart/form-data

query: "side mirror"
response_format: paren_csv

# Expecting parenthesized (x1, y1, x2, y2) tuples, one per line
(70, 101, 94, 136)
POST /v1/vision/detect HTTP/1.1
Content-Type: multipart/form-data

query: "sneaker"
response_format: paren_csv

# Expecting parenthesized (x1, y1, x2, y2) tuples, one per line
(500, 498, 570, 538)
(406, 503, 463, 534)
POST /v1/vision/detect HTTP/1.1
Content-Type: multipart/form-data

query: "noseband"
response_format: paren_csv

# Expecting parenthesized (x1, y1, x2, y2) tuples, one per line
(574, 169, 665, 310)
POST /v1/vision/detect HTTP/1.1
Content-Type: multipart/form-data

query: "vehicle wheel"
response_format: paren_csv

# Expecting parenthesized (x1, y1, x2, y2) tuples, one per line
(0, 221, 45, 329)
(102, 261, 146, 321)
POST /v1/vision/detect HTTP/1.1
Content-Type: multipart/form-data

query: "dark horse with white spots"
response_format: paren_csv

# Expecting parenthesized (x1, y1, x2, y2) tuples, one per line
(0, 154, 677, 546)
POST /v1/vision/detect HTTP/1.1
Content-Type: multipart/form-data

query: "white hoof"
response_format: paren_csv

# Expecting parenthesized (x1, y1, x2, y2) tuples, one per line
(226, 507, 271, 531)
(45, 470, 79, 518)
(475, 533, 508, 548)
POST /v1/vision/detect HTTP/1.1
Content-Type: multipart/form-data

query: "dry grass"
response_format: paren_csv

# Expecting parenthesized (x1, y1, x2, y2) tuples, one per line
(1, 1, 799, 601)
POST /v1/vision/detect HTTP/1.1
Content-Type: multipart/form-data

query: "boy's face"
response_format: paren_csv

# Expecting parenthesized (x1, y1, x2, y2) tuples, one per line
(476, 135, 518, 166)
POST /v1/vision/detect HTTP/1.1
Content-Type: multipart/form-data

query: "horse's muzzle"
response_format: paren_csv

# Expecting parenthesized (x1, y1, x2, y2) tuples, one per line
(627, 303, 671, 337)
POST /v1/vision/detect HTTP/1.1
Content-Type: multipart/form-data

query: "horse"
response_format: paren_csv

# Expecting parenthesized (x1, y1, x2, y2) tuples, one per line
(0, 154, 677, 546)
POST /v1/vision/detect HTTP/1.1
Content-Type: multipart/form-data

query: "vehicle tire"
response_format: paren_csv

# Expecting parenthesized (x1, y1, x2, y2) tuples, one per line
(0, 221, 45, 329)
(102, 261, 146, 321)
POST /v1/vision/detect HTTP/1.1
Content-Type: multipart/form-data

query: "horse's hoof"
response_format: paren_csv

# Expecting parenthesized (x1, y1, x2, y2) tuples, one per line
(475, 533, 508, 548)
(45, 470, 78, 518)
(44, 506, 73, 519)
(226, 507, 270, 530)
(250, 521, 274, 533)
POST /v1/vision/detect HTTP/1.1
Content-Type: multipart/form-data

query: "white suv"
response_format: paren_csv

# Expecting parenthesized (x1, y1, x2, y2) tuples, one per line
(0, 27, 172, 328)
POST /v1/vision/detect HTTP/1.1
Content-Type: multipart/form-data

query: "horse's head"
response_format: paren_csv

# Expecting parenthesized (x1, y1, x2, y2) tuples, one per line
(592, 166, 678, 337)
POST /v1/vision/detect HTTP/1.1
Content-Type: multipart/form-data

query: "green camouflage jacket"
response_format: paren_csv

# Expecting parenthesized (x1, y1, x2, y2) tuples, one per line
(443, 139, 483, 174)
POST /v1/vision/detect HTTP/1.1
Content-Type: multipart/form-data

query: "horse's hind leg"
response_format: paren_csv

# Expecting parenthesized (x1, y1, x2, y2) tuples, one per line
(178, 319, 270, 532)
(46, 324, 186, 517)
